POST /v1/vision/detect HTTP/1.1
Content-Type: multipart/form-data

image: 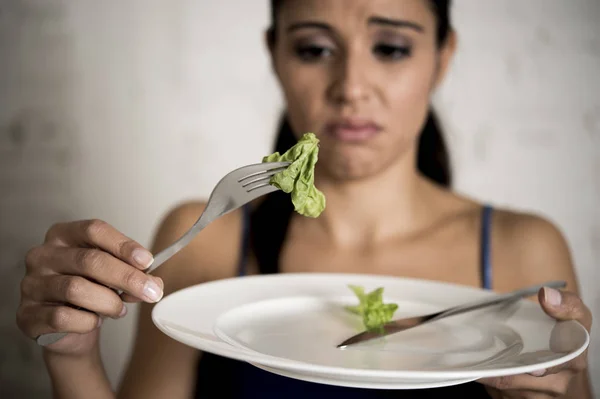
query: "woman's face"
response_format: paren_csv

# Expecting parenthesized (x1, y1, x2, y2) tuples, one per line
(269, 0, 455, 181)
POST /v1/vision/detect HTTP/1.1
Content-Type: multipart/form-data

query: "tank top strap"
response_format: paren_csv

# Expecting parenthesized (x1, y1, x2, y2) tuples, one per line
(480, 204, 494, 290)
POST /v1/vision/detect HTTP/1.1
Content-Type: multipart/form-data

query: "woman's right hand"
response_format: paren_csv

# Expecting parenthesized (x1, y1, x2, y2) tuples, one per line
(16, 219, 164, 357)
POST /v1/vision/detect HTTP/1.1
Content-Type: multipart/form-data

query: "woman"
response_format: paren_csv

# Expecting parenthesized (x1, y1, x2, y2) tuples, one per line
(16, 0, 593, 398)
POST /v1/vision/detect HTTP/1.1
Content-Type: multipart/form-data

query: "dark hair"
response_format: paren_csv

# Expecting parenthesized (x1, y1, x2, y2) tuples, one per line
(249, 1, 454, 276)
(268, 0, 453, 187)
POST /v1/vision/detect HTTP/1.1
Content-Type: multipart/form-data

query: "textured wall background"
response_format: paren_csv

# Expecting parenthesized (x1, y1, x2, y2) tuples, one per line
(0, 1, 598, 397)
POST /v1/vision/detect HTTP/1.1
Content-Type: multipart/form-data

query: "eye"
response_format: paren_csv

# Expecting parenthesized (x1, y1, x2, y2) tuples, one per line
(295, 45, 334, 62)
(373, 44, 412, 61)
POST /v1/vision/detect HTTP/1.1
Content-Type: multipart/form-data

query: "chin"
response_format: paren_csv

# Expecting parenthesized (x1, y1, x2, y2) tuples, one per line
(317, 148, 389, 182)
(315, 131, 415, 182)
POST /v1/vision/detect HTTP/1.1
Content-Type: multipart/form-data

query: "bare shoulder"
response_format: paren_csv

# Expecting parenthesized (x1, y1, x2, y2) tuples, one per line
(149, 200, 245, 294)
(490, 208, 580, 294)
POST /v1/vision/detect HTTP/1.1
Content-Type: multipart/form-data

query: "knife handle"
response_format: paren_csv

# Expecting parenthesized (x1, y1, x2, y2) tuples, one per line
(432, 280, 567, 321)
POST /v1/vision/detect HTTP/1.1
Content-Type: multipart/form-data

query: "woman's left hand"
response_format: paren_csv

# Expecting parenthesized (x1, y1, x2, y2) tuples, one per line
(479, 287, 593, 399)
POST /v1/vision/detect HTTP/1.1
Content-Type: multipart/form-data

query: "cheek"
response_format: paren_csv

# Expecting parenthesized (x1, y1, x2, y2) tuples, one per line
(383, 59, 437, 140)
(277, 63, 327, 133)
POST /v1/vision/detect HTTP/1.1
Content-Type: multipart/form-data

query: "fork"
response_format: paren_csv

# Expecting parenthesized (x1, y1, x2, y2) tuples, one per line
(36, 161, 290, 346)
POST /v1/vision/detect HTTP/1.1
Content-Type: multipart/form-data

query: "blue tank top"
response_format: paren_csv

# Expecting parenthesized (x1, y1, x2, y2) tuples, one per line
(194, 205, 495, 398)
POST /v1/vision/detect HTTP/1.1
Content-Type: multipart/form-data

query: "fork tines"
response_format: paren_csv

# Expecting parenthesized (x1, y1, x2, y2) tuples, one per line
(239, 163, 289, 192)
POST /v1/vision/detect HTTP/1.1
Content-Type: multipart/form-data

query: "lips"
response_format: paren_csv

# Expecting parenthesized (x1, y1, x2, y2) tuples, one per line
(325, 118, 382, 142)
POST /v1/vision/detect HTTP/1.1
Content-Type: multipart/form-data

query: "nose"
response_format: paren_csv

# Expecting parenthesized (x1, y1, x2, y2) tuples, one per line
(328, 51, 370, 106)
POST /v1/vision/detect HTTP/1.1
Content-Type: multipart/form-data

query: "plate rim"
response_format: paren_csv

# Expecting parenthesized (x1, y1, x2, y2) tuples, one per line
(251, 363, 480, 390)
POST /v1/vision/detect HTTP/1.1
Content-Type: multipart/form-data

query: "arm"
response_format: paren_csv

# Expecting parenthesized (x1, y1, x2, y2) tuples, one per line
(20, 219, 165, 399)
(483, 213, 593, 398)
(44, 347, 114, 399)
(117, 202, 242, 399)
(17, 203, 241, 399)
(38, 204, 199, 399)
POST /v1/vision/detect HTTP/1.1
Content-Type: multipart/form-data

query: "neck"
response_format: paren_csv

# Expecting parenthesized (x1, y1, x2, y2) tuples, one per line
(308, 153, 443, 248)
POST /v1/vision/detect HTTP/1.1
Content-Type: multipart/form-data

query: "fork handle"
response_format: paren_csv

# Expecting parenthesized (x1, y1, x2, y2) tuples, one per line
(147, 213, 215, 274)
(431, 280, 567, 322)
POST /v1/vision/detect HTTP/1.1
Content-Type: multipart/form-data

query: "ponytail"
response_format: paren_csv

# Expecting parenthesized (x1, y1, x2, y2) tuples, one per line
(417, 109, 451, 187)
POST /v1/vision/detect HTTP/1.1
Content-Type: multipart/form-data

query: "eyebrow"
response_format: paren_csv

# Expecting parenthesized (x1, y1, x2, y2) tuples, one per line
(368, 16, 424, 32)
(286, 16, 425, 34)
(287, 21, 331, 33)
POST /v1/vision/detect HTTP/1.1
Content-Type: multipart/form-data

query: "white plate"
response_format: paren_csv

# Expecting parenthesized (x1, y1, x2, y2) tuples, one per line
(152, 273, 589, 386)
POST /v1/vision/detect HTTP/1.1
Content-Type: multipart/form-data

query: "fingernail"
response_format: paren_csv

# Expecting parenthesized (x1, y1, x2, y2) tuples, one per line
(133, 249, 154, 269)
(119, 305, 128, 318)
(143, 279, 163, 302)
(97, 317, 103, 328)
(544, 287, 562, 307)
(528, 369, 546, 377)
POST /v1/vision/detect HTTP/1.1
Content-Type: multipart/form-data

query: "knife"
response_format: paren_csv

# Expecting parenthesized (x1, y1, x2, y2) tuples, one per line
(336, 280, 566, 349)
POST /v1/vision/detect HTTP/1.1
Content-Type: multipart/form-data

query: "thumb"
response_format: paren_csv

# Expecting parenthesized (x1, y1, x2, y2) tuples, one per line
(538, 287, 592, 331)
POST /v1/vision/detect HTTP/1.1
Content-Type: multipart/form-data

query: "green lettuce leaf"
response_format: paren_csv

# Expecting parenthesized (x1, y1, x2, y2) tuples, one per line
(262, 132, 326, 218)
(345, 285, 398, 332)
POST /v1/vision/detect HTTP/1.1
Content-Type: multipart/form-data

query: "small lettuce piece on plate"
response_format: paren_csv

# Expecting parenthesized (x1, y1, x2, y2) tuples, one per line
(262, 132, 326, 218)
(345, 285, 398, 332)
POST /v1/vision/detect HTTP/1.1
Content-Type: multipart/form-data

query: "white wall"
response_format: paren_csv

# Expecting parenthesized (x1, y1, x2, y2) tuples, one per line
(1, 1, 598, 397)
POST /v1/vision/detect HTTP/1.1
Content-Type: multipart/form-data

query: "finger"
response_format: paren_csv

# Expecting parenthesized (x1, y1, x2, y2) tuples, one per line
(542, 353, 589, 376)
(120, 293, 144, 303)
(121, 276, 163, 303)
(16, 303, 101, 339)
(21, 275, 127, 319)
(538, 288, 592, 331)
(44, 220, 154, 270)
(47, 247, 164, 303)
(479, 371, 573, 397)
